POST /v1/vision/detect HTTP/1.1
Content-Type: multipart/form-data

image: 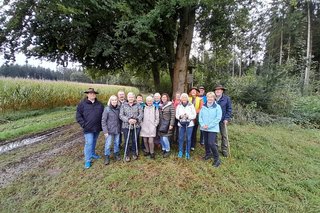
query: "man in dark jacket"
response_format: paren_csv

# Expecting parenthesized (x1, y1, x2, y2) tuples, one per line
(214, 85, 232, 157)
(76, 88, 104, 169)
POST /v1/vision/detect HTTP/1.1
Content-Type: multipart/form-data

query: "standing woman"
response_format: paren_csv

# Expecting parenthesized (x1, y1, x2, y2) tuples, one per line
(199, 92, 222, 167)
(140, 96, 159, 159)
(176, 93, 196, 159)
(101, 95, 121, 165)
(76, 88, 104, 169)
(159, 93, 175, 158)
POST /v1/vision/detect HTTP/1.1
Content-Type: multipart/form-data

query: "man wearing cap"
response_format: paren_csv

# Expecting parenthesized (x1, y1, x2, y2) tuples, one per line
(188, 87, 203, 151)
(214, 85, 232, 157)
(76, 88, 104, 169)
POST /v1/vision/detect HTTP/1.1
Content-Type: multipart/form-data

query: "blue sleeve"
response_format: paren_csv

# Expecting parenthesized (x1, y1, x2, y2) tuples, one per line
(198, 109, 204, 127)
(208, 106, 222, 129)
(225, 97, 232, 121)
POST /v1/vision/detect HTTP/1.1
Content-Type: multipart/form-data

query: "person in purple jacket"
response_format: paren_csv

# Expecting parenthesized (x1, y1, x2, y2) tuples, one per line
(214, 85, 232, 157)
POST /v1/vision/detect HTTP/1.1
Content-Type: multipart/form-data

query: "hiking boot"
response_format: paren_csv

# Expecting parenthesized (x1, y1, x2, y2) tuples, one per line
(104, 156, 110, 165)
(178, 151, 183, 158)
(132, 155, 138, 160)
(143, 151, 150, 156)
(190, 147, 195, 151)
(163, 151, 170, 158)
(125, 156, 130, 162)
(202, 155, 213, 160)
(84, 161, 91, 169)
(114, 152, 121, 161)
(150, 153, 155, 159)
(185, 152, 190, 160)
(222, 150, 228, 157)
(213, 159, 221, 168)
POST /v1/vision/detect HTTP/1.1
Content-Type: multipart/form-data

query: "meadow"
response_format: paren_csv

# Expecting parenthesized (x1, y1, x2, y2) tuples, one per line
(0, 123, 319, 212)
(0, 77, 139, 113)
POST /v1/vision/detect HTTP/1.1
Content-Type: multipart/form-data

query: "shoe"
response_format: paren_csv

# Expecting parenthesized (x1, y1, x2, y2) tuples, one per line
(185, 152, 190, 160)
(163, 151, 170, 158)
(114, 152, 121, 161)
(91, 154, 101, 160)
(84, 161, 91, 169)
(132, 155, 138, 160)
(190, 147, 195, 151)
(150, 153, 155, 159)
(178, 151, 183, 158)
(143, 151, 150, 156)
(222, 150, 228, 157)
(213, 159, 221, 167)
(202, 155, 213, 160)
(200, 142, 204, 146)
(104, 156, 110, 165)
(125, 156, 130, 162)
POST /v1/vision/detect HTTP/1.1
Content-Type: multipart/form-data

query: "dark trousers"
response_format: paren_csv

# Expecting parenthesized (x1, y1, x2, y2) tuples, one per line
(191, 123, 198, 149)
(123, 128, 138, 156)
(203, 131, 219, 162)
(216, 122, 228, 152)
(174, 119, 179, 143)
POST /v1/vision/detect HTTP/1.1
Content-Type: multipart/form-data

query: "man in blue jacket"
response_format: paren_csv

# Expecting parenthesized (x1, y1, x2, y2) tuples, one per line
(214, 85, 232, 157)
(76, 88, 104, 169)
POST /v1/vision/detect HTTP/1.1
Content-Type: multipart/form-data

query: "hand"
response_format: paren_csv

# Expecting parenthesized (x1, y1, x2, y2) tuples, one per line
(129, 119, 137, 124)
(104, 133, 109, 137)
(223, 120, 228, 125)
(203, 125, 208, 129)
(169, 125, 173, 130)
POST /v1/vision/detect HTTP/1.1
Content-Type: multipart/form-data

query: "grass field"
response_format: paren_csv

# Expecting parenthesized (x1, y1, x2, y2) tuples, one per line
(0, 77, 139, 113)
(1, 121, 319, 212)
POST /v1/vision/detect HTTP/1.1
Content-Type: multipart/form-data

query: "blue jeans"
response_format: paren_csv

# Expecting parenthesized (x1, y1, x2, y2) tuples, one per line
(104, 134, 120, 156)
(178, 126, 193, 153)
(160, 136, 171, 152)
(84, 132, 100, 162)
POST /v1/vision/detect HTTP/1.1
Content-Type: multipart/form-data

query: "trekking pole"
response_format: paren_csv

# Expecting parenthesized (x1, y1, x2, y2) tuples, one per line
(225, 123, 231, 158)
(123, 123, 132, 161)
(134, 123, 138, 156)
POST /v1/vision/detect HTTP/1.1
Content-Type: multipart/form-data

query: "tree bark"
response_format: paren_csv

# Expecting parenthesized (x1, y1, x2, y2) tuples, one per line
(279, 20, 283, 65)
(165, 39, 175, 91)
(303, 0, 312, 95)
(172, 6, 196, 95)
(152, 62, 160, 90)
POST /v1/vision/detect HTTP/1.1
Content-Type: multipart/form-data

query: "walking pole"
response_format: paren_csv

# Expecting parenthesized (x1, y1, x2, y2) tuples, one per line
(225, 123, 231, 158)
(123, 123, 132, 161)
(134, 123, 138, 156)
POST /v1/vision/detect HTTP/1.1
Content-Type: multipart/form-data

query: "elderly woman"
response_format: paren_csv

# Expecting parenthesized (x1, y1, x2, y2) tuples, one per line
(101, 95, 121, 165)
(140, 96, 159, 159)
(176, 93, 196, 159)
(159, 93, 175, 158)
(120, 92, 143, 162)
(199, 92, 222, 167)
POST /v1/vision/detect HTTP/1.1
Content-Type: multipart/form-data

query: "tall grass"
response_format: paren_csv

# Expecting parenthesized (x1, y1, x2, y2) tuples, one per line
(0, 77, 139, 113)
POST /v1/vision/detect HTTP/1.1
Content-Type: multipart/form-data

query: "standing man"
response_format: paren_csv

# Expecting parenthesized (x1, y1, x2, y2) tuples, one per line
(76, 88, 104, 169)
(214, 85, 232, 157)
(117, 90, 126, 147)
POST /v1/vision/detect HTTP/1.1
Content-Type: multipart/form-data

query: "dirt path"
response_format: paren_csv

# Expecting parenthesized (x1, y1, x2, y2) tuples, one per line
(0, 124, 83, 188)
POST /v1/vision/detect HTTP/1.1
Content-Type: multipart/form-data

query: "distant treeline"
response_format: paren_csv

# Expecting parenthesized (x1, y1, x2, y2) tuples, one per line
(0, 64, 92, 83)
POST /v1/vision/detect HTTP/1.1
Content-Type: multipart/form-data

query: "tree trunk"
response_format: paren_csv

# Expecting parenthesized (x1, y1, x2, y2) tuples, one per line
(303, 0, 312, 95)
(165, 39, 175, 92)
(152, 62, 160, 90)
(172, 6, 196, 95)
(279, 20, 283, 65)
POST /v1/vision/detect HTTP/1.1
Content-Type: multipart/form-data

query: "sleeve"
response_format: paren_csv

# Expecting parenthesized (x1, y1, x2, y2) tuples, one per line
(76, 102, 85, 128)
(101, 107, 109, 134)
(137, 105, 144, 123)
(155, 108, 160, 126)
(169, 105, 175, 126)
(198, 108, 204, 127)
(189, 105, 197, 120)
(225, 97, 232, 121)
(208, 105, 222, 129)
(119, 105, 129, 122)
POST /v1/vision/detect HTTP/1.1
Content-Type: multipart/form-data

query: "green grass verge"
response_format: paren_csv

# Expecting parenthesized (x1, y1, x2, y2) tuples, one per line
(0, 107, 75, 142)
(1, 124, 319, 212)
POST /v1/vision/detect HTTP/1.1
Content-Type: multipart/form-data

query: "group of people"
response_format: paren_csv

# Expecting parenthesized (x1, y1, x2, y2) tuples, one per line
(76, 85, 232, 169)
